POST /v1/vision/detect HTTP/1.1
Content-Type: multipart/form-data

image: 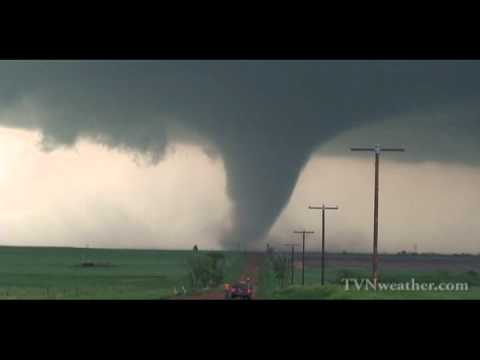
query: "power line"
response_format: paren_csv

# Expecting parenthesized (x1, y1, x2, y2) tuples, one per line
(350, 144, 405, 286)
(293, 230, 314, 286)
(283, 243, 299, 285)
(308, 204, 339, 285)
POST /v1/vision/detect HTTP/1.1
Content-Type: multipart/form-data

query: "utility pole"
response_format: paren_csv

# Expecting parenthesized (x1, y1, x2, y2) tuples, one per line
(308, 204, 339, 285)
(351, 144, 405, 286)
(294, 231, 314, 286)
(283, 243, 298, 285)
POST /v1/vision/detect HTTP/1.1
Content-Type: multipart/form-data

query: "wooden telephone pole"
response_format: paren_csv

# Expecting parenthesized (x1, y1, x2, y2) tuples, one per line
(293, 231, 314, 286)
(351, 144, 405, 286)
(308, 204, 339, 285)
(283, 243, 298, 285)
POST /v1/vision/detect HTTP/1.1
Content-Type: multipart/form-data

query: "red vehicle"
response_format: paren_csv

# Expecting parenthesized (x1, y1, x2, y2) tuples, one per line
(224, 281, 253, 300)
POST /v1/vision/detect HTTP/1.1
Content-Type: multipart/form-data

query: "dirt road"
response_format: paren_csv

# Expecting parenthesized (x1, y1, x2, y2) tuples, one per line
(177, 253, 264, 300)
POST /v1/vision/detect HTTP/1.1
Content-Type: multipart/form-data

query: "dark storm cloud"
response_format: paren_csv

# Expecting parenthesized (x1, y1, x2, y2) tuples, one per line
(1, 60, 480, 247)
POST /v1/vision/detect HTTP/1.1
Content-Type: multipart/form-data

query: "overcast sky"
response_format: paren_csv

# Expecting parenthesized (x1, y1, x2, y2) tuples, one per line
(0, 60, 479, 253)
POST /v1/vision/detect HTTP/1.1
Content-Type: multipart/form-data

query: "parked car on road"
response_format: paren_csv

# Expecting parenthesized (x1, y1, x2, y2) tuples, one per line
(224, 281, 253, 300)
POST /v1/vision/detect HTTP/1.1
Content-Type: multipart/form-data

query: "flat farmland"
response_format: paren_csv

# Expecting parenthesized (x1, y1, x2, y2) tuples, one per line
(0, 246, 246, 299)
(258, 252, 480, 299)
(302, 252, 480, 272)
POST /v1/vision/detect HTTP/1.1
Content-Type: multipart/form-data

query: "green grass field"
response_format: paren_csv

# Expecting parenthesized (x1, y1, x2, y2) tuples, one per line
(0, 246, 246, 299)
(3, 246, 478, 300)
(257, 259, 480, 300)
(262, 284, 480, 300)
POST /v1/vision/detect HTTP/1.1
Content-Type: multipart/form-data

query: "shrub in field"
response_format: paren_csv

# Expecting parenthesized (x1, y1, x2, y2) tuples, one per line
(187, 251, 226, 289)
(262, 246, 289, 289)
(271, 255, 289, 288)
(206, 252, 226, 286)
